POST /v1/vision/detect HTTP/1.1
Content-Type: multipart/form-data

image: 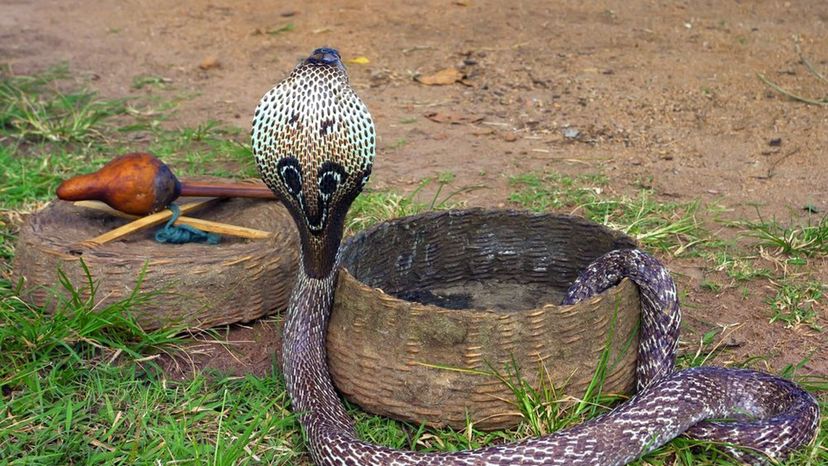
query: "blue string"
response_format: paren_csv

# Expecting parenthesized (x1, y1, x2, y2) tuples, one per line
(154, 204, 220, 245)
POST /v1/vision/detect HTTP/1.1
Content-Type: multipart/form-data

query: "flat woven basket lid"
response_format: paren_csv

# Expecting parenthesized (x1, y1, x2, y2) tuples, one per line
(328, 208, 641, 430)
(12, 197, 298, 331)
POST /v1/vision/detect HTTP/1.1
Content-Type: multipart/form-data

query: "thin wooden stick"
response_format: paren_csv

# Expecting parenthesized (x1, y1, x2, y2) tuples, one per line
(75, 201, 273, 240)
(82, 199, 217, 247)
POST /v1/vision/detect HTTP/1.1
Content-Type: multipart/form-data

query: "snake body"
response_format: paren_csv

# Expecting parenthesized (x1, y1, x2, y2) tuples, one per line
(252, 48, 820, 466)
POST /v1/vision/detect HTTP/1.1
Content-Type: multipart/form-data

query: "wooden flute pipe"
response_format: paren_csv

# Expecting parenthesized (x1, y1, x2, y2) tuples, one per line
(178, 181, 275, 199)
(56, 152, 275, 216)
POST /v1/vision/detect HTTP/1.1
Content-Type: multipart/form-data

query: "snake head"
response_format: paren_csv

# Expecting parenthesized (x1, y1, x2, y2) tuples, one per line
(252, 47, 375, 278)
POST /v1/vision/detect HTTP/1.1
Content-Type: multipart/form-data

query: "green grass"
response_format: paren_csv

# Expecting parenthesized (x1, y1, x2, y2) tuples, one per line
(508, 172, 704, 254)
(708, 250, 773, 282)
(768, 280, 824, 330)
(0, 66, 256, 208)
(146, 120, 257, 179)
(0, 271, 302, 465)
(700, 279, 723, 293)
(0, 216, 14, 265)
(0, 144, 109, 209)
(346, 190, 427, 234)
(2, 269, 825, 464)
(0, 67, 826, 466)
(702, 212, 828, 330)
(741, 215, 828, 258)
(131, 74, 171, 90)
(350, 318, 827, 465)
(1, 65, 126, 143)
(346, 173, 468, 234)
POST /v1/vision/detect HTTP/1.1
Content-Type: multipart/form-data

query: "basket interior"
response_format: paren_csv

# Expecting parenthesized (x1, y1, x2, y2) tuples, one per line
(339, 209, 636, 311)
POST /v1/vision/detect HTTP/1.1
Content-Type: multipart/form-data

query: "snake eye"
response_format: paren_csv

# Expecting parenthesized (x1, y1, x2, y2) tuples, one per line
(319, 172, 339, 197)
(277, 157, 303, 195)
(317, 162, 348, 202)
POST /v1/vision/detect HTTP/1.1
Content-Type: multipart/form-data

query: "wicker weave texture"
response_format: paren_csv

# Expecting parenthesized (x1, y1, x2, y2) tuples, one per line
(329, 209, 640, 430)
(12, 198, 298, 331)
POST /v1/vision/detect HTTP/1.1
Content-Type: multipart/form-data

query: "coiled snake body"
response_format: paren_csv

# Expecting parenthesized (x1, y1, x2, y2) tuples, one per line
(252, 48, 820, 466)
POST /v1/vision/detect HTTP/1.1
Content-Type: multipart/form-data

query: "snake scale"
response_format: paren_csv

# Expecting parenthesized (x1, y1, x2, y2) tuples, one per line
(251, 48, 820, 466)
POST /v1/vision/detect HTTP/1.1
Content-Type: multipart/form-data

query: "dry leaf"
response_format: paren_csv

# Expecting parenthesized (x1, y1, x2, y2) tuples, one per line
(347, 56, 371, 65)
(424, 111, 483, 124)
(199, 56, 221, 70)
(416, 68, 463, 86)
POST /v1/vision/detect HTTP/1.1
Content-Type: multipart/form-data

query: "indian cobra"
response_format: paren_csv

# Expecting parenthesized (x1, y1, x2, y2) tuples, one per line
(251, 48, 820, 466)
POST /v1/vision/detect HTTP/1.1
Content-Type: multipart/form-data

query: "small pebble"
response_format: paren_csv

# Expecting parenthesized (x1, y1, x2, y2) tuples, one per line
(199, 56, 221, 70)
(501, 132, 518, 142)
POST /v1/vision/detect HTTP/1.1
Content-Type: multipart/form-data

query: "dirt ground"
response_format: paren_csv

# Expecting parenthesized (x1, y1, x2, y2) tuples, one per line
(3, 1, 826, 378)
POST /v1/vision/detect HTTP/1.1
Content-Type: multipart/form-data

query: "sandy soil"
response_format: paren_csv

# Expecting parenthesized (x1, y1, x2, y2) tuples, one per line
(3, 1, 826, 378)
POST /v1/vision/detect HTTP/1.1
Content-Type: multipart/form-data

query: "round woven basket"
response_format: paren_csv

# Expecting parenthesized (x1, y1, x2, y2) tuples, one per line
(328, 209, 640, 430)
(12, 198, 298, 331)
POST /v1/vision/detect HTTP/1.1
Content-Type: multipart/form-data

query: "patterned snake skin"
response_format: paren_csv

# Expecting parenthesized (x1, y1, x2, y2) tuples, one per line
(252, 48, 820, 466)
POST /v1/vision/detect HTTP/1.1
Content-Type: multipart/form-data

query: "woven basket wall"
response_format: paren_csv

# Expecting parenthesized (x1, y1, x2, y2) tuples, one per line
(12, 198, 298, 331)
(329, 209, 640, 430)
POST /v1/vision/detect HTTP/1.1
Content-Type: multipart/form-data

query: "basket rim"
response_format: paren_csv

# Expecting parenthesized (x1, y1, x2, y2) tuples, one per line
(342, 207, 638, 248)
(18, 199, 296, 263)
(336, 207, 640, 316)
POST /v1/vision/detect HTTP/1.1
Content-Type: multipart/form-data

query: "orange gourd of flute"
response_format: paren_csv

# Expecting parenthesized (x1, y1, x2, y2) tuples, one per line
(56, 152, 275, 215)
